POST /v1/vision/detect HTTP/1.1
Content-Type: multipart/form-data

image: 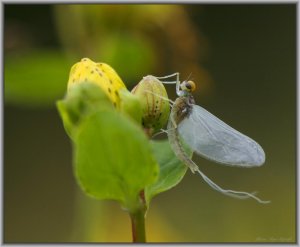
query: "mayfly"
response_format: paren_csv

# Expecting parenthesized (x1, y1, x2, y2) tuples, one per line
(152, 73, 269, 204)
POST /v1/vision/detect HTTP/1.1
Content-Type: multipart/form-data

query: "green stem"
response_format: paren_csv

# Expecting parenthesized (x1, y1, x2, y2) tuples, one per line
(130, 191, 147, 243)
(130, 208, 146, 242)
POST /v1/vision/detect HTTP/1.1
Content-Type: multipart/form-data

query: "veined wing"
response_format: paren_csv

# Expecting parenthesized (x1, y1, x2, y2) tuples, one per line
(177, 104, 265, 167)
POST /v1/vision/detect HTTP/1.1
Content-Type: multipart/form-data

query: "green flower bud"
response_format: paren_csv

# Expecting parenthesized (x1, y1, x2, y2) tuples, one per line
(131, 75, 170, 136)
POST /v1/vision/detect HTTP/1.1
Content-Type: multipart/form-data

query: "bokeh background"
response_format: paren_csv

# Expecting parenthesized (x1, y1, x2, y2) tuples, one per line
(4, 4, 296, 243)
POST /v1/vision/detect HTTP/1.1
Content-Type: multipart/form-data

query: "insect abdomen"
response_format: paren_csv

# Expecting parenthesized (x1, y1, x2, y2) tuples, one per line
(167, 120, 198, 173)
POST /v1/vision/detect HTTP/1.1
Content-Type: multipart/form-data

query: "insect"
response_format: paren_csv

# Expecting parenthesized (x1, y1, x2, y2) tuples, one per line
(154, 73, 269, 203)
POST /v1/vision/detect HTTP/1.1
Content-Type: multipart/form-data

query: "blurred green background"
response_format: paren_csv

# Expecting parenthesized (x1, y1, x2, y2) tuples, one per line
(4, 4, 296, 243)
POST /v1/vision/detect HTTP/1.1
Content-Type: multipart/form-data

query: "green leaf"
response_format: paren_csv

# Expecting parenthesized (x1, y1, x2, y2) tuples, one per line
(74, 109, 159, 212)
(5, 50, 71, 107)
(145, 139, 192, 203)
(57, 81, 191, 212)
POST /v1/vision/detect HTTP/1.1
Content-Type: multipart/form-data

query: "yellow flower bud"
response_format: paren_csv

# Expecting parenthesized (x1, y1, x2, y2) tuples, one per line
(131, 75, 170, 136)
(68, 58, 126, 109)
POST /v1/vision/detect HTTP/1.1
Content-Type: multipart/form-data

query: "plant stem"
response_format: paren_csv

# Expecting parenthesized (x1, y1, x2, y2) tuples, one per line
(130, 209, 146, 242)
(130, 191, 147, 243)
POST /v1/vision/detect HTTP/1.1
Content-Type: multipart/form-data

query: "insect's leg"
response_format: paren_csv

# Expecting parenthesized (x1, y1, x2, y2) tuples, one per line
(142, 89, 175, 106)
(151, 129, 169, 139)
(156, 127, 177, 135)
(151, 128, 178, 139)
(160, 129, 169, 134)
(169, 113, 178, 128)
(154, 73, 182, 97)
(150, 73, 183, 96)
(152, 72, 179, 81)
(157, 72, 182, 96)
(175, 72, 181, 96)
(156, 81, 177, 84)
(151, 73, 179, 86)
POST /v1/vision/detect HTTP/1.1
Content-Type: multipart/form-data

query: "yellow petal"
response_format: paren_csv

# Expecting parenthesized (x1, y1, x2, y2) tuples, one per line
(68, 58, 127, 108)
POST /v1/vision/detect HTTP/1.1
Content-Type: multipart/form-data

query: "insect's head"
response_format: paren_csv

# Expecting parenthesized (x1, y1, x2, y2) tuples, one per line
(180, 80, 196, 94)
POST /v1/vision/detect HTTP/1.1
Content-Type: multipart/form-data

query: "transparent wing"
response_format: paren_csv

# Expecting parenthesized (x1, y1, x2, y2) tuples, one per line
(177, 105, 265, 167)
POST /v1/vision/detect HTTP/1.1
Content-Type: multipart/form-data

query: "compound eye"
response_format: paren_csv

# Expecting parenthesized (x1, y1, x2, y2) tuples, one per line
(183, 80, 196, 92)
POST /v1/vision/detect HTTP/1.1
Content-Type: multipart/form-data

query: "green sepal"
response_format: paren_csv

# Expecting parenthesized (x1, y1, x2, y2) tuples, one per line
(119, 88, 143, 124)
(56, 82, 112, 138)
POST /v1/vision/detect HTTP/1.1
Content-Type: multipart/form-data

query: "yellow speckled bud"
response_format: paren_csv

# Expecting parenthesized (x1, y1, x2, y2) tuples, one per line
(131, 75, 170, 136)
(68, 58, 126, 109)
